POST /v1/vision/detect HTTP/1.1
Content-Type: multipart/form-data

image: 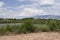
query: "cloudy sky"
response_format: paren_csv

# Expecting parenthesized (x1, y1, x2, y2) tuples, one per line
(0, 0, 60, 18)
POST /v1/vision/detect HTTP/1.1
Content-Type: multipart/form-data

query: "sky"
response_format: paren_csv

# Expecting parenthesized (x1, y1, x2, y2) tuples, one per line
(0, 0, 60, 18)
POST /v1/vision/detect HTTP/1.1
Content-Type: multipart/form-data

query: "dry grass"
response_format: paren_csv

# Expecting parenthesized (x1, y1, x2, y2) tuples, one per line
(0, 32, 60, 40)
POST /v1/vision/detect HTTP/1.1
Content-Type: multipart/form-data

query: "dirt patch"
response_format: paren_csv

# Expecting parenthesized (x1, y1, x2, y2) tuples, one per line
(0, 32, 60, 40)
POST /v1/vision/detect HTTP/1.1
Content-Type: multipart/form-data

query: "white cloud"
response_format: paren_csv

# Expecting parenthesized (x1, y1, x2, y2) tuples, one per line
(0, 2, 4, 7)
(0, 7, 19, 18)
(40, 0, 54, 5)
(0, 0, 60, 18)
(19, 7, 46, 17)
(17, 0, 55, 9)
(18, 0, 55, 5)
(29, 0, 54, 5)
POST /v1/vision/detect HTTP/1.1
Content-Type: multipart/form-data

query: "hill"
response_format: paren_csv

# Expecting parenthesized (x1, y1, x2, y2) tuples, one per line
(32, 15, 60, 19)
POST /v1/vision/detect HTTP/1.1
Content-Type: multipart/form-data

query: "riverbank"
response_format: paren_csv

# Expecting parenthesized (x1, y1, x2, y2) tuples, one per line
(0, 32, 60, 40)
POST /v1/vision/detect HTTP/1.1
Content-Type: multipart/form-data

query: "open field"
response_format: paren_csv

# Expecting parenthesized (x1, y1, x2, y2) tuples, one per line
(0, 32, 60, 40)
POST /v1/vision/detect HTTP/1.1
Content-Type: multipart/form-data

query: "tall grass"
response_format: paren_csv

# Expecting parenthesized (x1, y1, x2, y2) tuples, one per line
(35, 24, 50, 32)
(20, 20, 36, 33)
(0, 20, 36, 35)
(0, 19, 60, 35)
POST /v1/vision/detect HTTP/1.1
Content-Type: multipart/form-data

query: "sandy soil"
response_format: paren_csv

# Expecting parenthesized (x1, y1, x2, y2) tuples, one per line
(0, 32, 60, 40)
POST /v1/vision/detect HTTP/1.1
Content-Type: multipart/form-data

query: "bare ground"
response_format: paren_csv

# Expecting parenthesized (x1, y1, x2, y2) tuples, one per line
(0, 32, 60, 40)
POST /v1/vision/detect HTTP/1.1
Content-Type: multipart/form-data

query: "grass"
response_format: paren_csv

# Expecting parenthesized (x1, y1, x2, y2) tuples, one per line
(34, 24, 50, 32)
(0, 23, 59, 35)
(0, 19, 60, 35)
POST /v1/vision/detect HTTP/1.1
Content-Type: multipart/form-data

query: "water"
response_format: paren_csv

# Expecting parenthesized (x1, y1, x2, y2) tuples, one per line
(0, 23, 21, 27)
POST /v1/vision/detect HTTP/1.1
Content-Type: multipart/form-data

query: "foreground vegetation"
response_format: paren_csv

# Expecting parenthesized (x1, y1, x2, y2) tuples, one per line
(0, 18, 60, 35)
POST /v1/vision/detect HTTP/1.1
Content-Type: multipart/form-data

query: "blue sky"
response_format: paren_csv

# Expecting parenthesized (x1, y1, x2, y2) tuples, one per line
(0, 0, 60, 18)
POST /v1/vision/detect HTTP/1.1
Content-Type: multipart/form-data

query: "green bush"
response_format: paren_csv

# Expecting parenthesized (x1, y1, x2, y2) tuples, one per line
(35, 24, 50, 32)
(20, 20, 36, 33)
(0, 18, 60, 35)
(48, 20, 60, 32)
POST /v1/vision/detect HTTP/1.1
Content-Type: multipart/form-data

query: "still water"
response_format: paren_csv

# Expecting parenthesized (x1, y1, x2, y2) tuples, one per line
(0, 23, 21, 27)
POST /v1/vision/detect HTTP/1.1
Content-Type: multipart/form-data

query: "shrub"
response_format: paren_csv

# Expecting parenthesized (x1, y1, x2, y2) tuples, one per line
(35, 24, 50, 32)
(20, 20, 36, 33)
(48, 20, 60, 32)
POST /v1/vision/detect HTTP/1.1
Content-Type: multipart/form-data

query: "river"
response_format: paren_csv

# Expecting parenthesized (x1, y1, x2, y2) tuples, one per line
(0, 23, 21, 27)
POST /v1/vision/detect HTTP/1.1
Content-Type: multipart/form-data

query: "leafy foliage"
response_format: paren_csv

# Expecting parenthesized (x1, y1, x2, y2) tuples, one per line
(0, 18, 60, 35)
(20, 20, 36, 33)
